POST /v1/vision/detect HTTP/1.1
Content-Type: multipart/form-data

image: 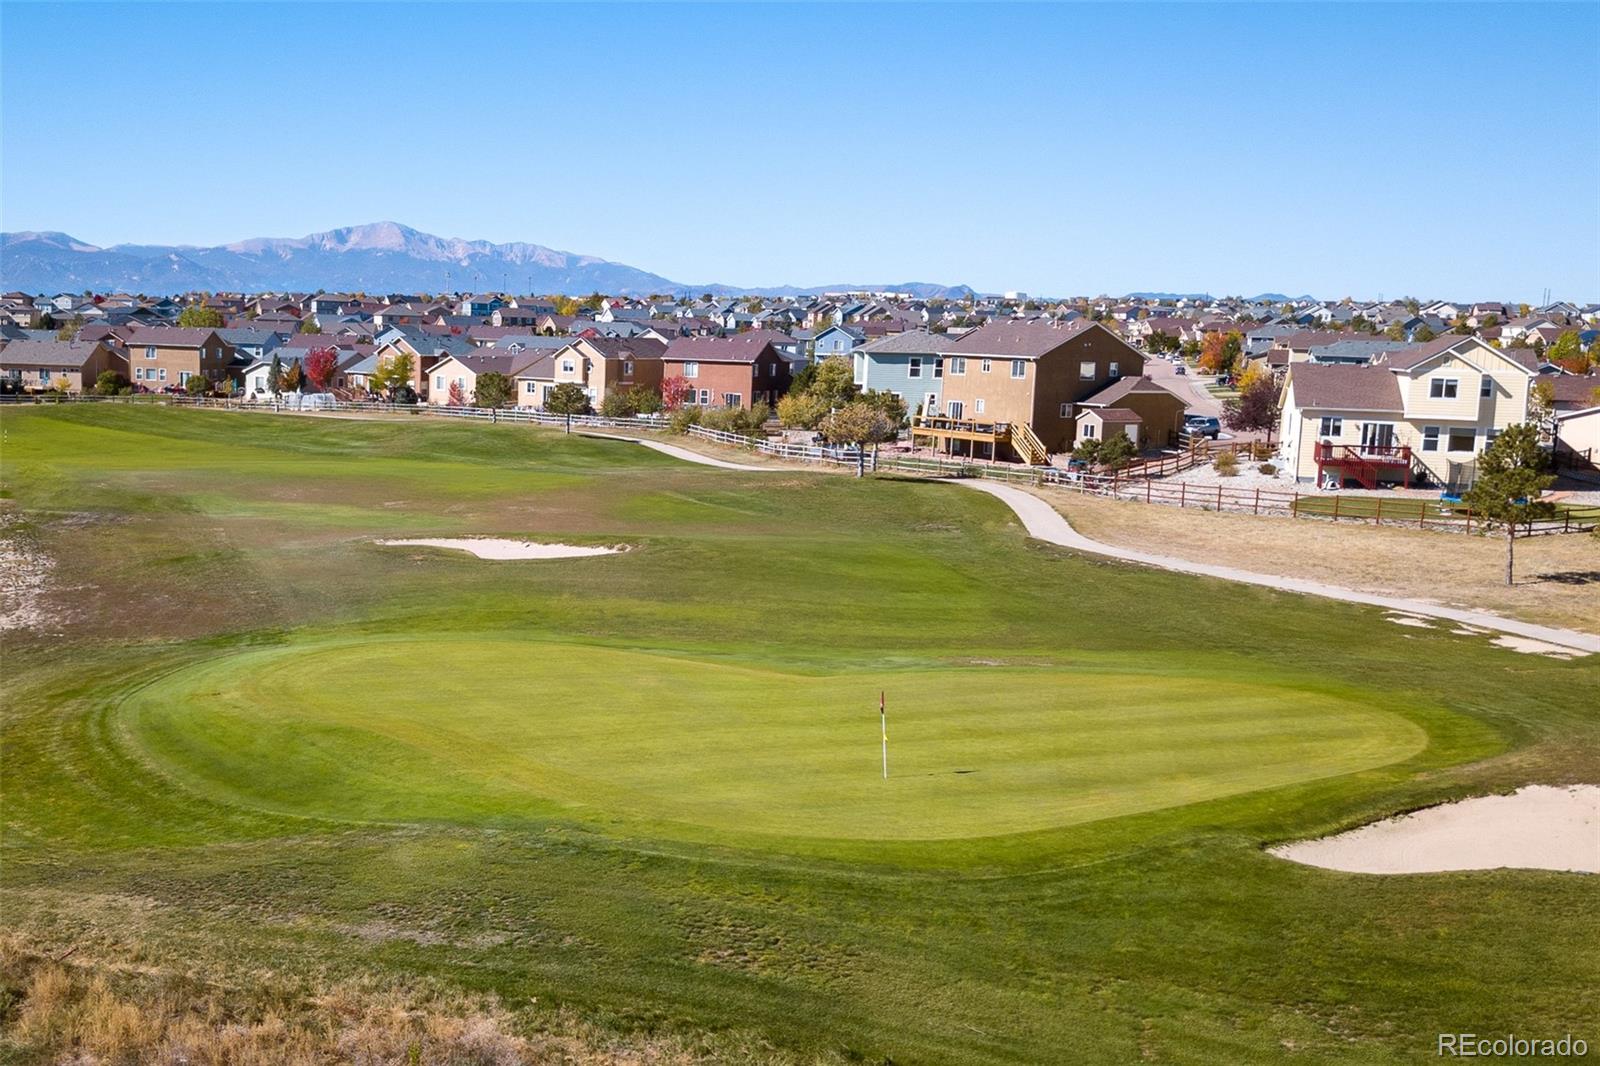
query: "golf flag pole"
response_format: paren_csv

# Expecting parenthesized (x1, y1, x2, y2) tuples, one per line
(880, 690, 888, 780)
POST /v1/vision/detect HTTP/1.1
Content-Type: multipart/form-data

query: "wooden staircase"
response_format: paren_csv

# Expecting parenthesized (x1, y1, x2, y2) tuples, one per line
(1008, 421, 1049, 465)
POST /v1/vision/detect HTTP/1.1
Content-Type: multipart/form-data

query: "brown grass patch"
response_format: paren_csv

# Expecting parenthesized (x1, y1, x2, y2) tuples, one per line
(1050, 492, 1600, 633)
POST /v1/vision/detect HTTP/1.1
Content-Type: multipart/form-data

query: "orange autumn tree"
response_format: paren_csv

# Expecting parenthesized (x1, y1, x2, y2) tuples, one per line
(1197, 330, 1242, 375)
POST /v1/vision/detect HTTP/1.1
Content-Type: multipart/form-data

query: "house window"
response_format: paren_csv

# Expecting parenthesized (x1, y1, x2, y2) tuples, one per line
(1083, 422, 1097, 438)
(908, 357, 922, 379)
(622, 360, 634, 377)
(158, 368, 167, 381)
(1011, 359, 1025, 379)
(1479, 377, 1493, 397)
(1429, 378, 1458, 399)
(698, 389, 710, 405)
(1318, 417, 1342, 438)
(684, 361, 700, 379)
(949, 357, 965, 375)
(722, 393, 741, 408)
(525, 381, 537, 394)
(1485, 428, 1501, 446)
(561, 360, 575, 373)
(1059, 402, 1071, 418)
(933, 358, 944, 379)
(975, 398, 986, 414)
(1447, 428, 1476, 452)
(1080, 361, 1096, 380)
(925, 393, 938, 415)
(1109, 361, 1120, 379)
(436, 375, 445, 390)
(179, 371, 191, 385)
(145, 346, 157, 359)
(1422, 426, 1441, 451)
(981, 359, 992, 374)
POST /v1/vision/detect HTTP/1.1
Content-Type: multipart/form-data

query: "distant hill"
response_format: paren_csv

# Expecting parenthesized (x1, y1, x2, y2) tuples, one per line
(0, 222, 974, 299)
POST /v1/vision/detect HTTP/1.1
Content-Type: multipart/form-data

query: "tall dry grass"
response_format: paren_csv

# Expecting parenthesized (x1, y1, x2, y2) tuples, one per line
(0, 935, 748, 1065)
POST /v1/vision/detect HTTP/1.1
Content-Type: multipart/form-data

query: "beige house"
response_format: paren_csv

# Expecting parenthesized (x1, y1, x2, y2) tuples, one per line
(1280, 335, 1536, 491)
(512, 354, 558, 408)
(1071, 375, 1188, 450)
(427, 352, 540, 405)
(546, 337, 666, 409)
(1554, 405, 1600, 468)
(125, 326, 233, 390)
(0, 339, 127, 392)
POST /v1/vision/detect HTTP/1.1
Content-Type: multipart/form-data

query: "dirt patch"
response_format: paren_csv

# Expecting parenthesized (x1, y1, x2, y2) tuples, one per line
(1272, 785, 1599, 874)
(376, 538, 626, 560)
(1490, 634, 1585, 659)
(0, 517, 55, 632)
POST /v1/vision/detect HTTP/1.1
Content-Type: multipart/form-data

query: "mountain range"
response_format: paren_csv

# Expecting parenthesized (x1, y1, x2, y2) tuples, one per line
(0, 222, 975, 300)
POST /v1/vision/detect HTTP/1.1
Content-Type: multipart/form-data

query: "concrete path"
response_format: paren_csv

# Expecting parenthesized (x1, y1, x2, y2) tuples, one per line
(593, 432, 1599, 655)
(579, 432, 775, 471)
(957, 480, 1600, 656)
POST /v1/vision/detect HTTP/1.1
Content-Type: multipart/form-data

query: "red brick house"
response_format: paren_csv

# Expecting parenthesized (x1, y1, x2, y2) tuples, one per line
(661, 333, 792, 409)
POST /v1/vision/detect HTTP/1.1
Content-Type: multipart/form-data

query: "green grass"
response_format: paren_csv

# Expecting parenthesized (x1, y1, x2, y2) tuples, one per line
(3, 405, 1598, 1064)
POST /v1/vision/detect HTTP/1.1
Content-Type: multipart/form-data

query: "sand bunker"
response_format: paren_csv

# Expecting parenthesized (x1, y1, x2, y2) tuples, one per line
(1490, 634, 1584, 658)
(1386, 613, 1435, 629)
(1272, 785, 1599, 874)
(376, 538, 625, 560)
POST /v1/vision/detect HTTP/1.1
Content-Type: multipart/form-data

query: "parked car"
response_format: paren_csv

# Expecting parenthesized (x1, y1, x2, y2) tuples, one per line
(1185, 415, 1221, 439)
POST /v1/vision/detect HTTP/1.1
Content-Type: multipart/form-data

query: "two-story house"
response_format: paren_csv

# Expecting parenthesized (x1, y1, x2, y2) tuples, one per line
(0, 338, 126, 393)
(1280, 335, 1536, 491)
(852, 331, 946, 417)
(661, 333, 792, 410)
(125, 327, 234, 390)
(912, 320, 1146, 463)
(545, 337, 666, 408)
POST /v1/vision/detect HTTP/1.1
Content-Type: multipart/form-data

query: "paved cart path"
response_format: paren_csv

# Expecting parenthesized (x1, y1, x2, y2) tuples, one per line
(598, 433, 1599, 655)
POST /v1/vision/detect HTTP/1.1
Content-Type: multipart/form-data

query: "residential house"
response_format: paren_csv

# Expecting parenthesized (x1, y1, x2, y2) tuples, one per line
(125, 327, 234, 390)
(428, 351, 541, 406)
(0, 339, 126, 393)
(813, 324, 865, 362)
(661, 333, 792, 410)
(1071, 375, 1189, 450)
(547, 337, 666, 409)
(1279, 335, 1536, 491)
(912, 320, 1147, 463)
(852, 331, 947, 418)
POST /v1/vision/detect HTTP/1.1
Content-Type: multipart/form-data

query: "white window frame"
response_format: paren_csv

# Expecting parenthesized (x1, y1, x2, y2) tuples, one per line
(1059, 402, 1071, 418)
(145, 346, 157, 359)
(981, 358, 992, 374)
(1318, 416, 1342, 438)
(933, 358, 944, 379)
(684, 361, 700, 379)
(1429, 377, 1459, 399)
(1422, 426, 1441, 451)
(623, 359, 634, 376)
(908, 357, 922, 379)
(949, 357, 965, 375)
(1079, 360, 1096, 380)
(698, 389, 710, 405)
(1109, 361, 1120, 378)
(1479, 376, 1492, 398)
(1082, 421, 1097, 439)
(974, 398, 986, 414)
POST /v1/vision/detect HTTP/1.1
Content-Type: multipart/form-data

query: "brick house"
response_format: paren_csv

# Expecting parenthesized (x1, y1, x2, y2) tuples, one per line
(661, 333, 792, 410)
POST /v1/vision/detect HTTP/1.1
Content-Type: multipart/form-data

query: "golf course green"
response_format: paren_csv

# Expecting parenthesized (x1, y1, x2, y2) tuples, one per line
(122, 637, 1425, 840)
(3, 404, 1596, 1064)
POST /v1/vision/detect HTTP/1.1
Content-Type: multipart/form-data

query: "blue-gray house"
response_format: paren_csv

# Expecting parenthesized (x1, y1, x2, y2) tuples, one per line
(853, 330, 947, 417)
(812, 324, 864, 362)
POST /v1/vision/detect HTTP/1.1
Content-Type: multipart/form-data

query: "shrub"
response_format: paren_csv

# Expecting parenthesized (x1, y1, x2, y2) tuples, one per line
(1257, 462, 1277, 476)
(1213, 452, 1239, 476)
(94, 370, 129, 396)
(700, 404, 771, 437)
(668, 407, 702, 434)
(543, 382, 589, 415)
(776, 390, 830, 429)
(184, 375, 209, 396)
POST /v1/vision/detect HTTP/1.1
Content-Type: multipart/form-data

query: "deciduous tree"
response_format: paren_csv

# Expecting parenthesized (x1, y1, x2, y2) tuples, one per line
(544, 381, 589, 414)
(1461, 423, 1556, 586)
(474, 371, 514, 409)
(819, 401, 896, 476)
(1222, 375, 1282, 441)
(446, 379, 466, 406)
(279, 363, 304, 393)
(178, 305, 224, 329)
(660, 376, 693, 411)
(304, 347, 339, 392)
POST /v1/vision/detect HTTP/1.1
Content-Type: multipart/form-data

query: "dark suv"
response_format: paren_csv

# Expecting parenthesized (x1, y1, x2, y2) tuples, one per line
(1185, 415, 1221, 439)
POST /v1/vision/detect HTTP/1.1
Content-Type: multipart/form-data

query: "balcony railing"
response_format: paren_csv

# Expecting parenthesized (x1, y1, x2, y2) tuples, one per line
(1314, 441, 1413, 465)
(911, 415, 1011, 438)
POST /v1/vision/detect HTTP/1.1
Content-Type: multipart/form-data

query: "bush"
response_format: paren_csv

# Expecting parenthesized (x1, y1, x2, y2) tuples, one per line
(599, 390, 638, 418)
(668, 407, 702, 434)
(94, 370, 129, 396)
(700, 404, 771, 437)
(776, 390, 830, 429)
(185, 375, 209, 396)
(1257, 462, 1277, 476)
(1213, 452, 1239, 476)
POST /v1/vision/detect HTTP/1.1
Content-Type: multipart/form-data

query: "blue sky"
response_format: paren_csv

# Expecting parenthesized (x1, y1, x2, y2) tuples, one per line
(3, 2, 1597, 300)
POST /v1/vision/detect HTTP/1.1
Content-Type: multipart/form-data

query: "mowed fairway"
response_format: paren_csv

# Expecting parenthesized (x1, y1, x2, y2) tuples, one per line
(125, 638, 1424, 840)
(3, 405, 1598, 1064)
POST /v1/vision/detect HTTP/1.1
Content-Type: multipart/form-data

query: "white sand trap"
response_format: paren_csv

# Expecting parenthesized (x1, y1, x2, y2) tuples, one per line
(376, 538, 624, 560)
(1272, 785, 1599, 874)
(1491, 634, 1583, 658)
(1386, 613, 1435, 629)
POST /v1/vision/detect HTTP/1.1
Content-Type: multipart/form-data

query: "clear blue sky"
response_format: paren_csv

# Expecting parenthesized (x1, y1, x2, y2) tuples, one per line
(3, 2, 1597, 300)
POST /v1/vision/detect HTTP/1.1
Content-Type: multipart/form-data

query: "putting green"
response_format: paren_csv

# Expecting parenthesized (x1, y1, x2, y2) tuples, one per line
(122, 638, 1427, 841)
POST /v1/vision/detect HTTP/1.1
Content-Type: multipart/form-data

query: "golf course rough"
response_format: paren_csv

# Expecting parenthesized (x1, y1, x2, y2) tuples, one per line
(122, 637, 1428, 843)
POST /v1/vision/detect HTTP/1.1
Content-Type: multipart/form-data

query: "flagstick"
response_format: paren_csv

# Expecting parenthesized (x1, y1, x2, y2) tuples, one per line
(880, 690, 888, 780)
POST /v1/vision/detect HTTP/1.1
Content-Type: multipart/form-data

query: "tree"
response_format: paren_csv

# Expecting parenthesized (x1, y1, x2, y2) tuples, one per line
(819, 401, 896, 476)
(177, 305, 224, 329)
(660, 376, 693, 411)
(1197, 331, 1240, 375)
(776, 390, 830, 429)
(860, 388, 908, 427)
(446, 379, 467, 406)
(551, 295, 580, 317)
(279, 362, 304, 393)
(371, 351, 414, 397)
(55, 315, 85, 340)
(1529, 379, 1557, 435)
(1222, 375, 1282, 441)
(474, 371, 514, 409)
(1384, 321, 1408, 341)
(1461, 423, 1556, 586)
(1413, 323, 1437, 342)
(1545, 330, 1590, 374)
(184, 374, 209, 396)
(806, 356, 859, 410)
(630, 385, 663, 415)
(304, 346, 339, 392)
(94, 370, 128, 396)
(544, 381, 589, 414)
(298, 316, 320, 334)
(267, 353, 284, 395)
(1073, 431, 1135, 470)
